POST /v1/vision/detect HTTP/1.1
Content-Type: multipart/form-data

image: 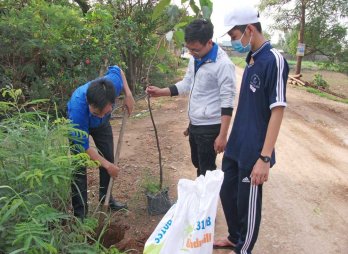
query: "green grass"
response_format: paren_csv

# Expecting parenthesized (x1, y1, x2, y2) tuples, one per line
(131, 110, 150, 119)
(231, 56, 246, 68)
(232, 57, 332, 71)
(287, 60, 319, 70)
(232, 53, 347, 73)
(287, 60, 347, 73)
(232, 57, 327, 71)
(305, 87, 348, 104)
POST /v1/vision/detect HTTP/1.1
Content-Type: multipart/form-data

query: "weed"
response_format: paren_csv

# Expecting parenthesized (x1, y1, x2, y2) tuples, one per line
(313, 73, 329, 89)
(145, 182, 162, 194)
(141, 169, 162, 195)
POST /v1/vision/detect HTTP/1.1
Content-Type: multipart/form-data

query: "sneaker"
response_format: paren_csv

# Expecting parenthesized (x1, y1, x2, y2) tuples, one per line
(109, 198, 128, 211)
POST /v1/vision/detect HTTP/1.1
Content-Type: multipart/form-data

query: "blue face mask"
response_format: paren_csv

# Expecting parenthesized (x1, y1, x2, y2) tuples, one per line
(231, 31, 252, 53)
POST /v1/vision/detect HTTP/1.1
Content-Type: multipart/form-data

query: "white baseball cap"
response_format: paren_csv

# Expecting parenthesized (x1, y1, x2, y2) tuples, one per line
(223, 4, 260, 35)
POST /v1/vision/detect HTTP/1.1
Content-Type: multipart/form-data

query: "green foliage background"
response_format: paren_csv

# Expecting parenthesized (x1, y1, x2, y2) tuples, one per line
(0, 0, 124, 112)
(0, 0, 205, 111)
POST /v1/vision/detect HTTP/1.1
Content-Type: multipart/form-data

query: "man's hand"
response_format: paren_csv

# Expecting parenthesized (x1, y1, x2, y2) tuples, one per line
(146, 86, 170, 97)
(106, 162, 119, 179)
(183, 127, 189, 137)
(124, 95, 135, 116)
(250, 159, 270, 185)
(214, 134, 227, 154)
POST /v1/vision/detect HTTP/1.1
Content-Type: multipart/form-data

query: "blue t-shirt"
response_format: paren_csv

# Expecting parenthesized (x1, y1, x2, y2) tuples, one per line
(67, 66, 123, 150)
(225, 42, 288, 170)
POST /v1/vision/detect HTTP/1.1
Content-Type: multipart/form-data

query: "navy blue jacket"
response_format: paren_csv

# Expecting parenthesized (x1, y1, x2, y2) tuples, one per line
(225, 42, 289, 170)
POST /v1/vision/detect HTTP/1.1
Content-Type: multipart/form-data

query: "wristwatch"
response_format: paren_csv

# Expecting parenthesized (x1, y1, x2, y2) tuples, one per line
(259, 154, 271, 163)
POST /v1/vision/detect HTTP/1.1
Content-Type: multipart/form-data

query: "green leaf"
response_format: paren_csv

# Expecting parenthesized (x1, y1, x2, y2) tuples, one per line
(143, 242, 165, 254)
(52, 175, 59, 184)
(156, 63, 170, 73)
(152, 0, 171, 21)
(23, 99, 50, 107)
(202, 6, 213, 19)
(9, 248, 27, 254)
(14, 89, 22, 98)
(189, 0, 200, 16)
(0, 198, 23, 225)
(12, 221, 50, 253)
(32, 205, 68, 224)
(21, 122, 41, 129)
(199, 0, 213, 10)
(174, 30, 185, 45)
(0, 101, 14, 109)
(167, 5, 180, 23)
(174, 22, 188, 30)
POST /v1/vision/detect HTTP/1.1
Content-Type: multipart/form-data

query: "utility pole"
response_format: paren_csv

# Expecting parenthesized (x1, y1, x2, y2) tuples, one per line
(295, 0, 306, 75)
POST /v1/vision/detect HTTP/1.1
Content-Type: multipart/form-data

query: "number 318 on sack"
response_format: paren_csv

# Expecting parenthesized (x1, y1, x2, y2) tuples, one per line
(195, 216, 211, 231)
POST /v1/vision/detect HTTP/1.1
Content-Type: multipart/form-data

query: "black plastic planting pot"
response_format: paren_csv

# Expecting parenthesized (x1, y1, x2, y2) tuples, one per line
(146, 188, 171, 215)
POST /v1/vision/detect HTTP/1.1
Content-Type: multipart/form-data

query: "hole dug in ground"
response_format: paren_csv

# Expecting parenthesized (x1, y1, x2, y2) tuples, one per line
(100, 217, 150, 253)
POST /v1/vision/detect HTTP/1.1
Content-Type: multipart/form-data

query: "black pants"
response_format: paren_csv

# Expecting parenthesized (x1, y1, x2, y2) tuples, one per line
(188, 124, 220, 176)
(71, 122, 114, 219)
(220, 156, 262, 254)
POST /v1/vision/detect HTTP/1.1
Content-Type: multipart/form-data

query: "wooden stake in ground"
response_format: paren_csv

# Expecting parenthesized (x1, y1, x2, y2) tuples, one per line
(96, 110, 128, 238)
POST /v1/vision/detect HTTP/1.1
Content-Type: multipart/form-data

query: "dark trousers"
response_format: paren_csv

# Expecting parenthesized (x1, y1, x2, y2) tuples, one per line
(220, 156, 262, 254)
(188, 124, 220, 176)
(71, 122, 114, 218)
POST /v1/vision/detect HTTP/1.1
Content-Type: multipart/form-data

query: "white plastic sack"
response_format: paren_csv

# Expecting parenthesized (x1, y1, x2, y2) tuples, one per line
(143, 169, 224, 254)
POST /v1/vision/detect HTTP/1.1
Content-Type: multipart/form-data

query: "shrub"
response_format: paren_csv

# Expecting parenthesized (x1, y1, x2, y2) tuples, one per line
(0, 1, 123, 112)
(149, 48, 183, 88)
(313, 73, 329, 89)
(0, 87, 119, 253)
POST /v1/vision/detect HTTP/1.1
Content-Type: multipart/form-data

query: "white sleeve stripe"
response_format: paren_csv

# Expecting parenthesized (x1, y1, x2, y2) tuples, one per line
(270, 49, 286, 103)
(270, 102, 287, 109)
(277, 49, 283, 102)
(271, 49, 279, 102)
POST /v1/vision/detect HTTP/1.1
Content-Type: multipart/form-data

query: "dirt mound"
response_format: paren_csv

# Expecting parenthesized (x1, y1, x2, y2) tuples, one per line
(115, 236, 149, 253)
(99, 211, 153, 252)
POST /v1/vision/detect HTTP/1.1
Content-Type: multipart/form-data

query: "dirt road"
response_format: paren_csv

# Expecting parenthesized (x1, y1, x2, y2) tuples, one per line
(94, 67, 348, 253)
(214, 68, 348, 254)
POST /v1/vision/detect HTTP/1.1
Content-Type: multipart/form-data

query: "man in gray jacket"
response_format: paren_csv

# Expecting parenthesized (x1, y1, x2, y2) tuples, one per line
(146, 19, 236, 176)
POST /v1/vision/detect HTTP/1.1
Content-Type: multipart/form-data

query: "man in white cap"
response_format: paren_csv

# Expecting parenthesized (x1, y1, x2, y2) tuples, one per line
(214, 4, 289, 254)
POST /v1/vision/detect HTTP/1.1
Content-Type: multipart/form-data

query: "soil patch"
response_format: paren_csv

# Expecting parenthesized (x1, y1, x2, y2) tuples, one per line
(87, 66, 348, 254)
(87, 96, 190, 253)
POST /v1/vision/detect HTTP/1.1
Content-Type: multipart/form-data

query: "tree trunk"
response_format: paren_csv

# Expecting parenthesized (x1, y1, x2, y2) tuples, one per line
(295, 0, 306, 75)
(126, 51, 136, 94)
(73, 0, 90, 14)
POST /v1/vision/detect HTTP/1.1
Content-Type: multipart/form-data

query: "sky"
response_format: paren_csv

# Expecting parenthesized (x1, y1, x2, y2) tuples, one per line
(172, 0, 279, 43)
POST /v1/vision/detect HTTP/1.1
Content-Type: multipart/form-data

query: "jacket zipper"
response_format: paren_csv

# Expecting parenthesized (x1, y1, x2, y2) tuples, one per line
(188, 61, 211, 121)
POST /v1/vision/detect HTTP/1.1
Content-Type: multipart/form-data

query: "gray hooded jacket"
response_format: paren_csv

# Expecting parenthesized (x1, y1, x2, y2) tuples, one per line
(175, 46, 236, 125)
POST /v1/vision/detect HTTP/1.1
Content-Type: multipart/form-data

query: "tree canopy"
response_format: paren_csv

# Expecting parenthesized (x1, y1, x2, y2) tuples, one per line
(0, 0, 213, 110)
(260, 0, 348, 62)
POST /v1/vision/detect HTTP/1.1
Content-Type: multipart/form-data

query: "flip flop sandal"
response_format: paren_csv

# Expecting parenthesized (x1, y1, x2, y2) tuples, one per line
(213, 239, 236, 250)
